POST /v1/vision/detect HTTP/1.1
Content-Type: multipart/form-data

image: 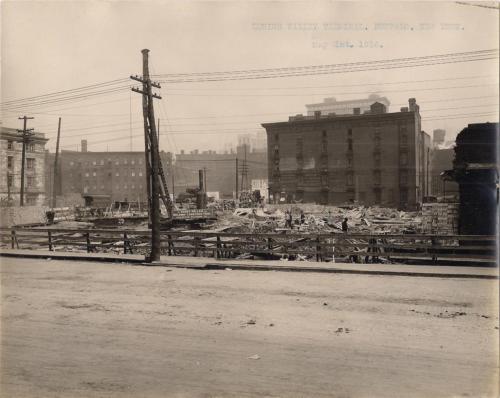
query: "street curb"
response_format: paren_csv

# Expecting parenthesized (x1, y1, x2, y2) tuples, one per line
(1, 251, 497, 279)
(0, 252, 145, 264)
(202, 262, 499, 279)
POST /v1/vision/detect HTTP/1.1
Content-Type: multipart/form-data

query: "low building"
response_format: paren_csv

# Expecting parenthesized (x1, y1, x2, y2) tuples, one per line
(262, 98, 431, 209)
(174, 144, 267, 199)
(0, 126, 48, 206)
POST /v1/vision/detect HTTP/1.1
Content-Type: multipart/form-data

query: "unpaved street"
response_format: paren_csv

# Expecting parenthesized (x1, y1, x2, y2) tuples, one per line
(1, 258, 498, 397)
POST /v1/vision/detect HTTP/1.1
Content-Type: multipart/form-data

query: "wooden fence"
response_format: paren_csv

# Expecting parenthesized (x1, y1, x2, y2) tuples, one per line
(0, 227, 497, 264)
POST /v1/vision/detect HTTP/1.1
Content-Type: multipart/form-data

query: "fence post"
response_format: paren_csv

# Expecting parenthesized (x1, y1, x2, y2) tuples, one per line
(194, 236, 199, 257)
(86, 232, 91, 253)
(316, 236, 322, 262)
(11, 230, 16, 249)
(168, 234, 172, 256)
(123, 232, 128, 254)
(48, 231, 53, 251)
(216, 235, 221, 259)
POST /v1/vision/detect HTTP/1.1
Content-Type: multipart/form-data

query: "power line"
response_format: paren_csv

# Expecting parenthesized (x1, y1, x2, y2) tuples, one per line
(153, 49, 498, 82)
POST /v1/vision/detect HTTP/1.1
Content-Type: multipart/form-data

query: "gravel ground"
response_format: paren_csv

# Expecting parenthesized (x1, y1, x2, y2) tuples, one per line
(1, 257, 498, 397)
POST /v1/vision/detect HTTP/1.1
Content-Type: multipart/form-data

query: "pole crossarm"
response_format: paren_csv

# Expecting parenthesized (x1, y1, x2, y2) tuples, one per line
(131, 87, 162, 100)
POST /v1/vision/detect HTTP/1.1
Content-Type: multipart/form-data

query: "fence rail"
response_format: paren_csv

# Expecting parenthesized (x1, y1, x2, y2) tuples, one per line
(0, 227, 497, 264)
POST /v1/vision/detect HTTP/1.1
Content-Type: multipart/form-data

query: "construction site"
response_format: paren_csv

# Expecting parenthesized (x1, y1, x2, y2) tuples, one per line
(1, 2, 498, 396)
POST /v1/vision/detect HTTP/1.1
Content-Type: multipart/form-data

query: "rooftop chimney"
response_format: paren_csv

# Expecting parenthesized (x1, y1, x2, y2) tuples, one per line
(400, 107, 409, 112)
(81, 139, 88, 153)
(314, 110, 321, 119)
(408, 98, 417, 112)
(353, 107, 361, 115)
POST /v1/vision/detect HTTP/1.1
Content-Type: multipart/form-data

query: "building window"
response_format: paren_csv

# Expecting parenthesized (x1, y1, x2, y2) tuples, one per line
(131, 185, 135, 189)
(401, 134, 408, 146)
(7, 141, 13, 150)
(131, 172, 135, 177)
(116, 172, 120, 177)
(346, 172, 354, 186)
(400, 188, 408, 204)
(92, 172, 96, 177)
(124, 185, 128, 189)
(93, 160, 97, 165)
(400, 126, 407, 134)
(70, 161, 74, 166)
(27, 143, 35, 152)
(26, 158, 35, 170)
(131, 160, 135, 165)
(139, 172, 143, 177)
(374, 188, 381, 204)
(85, 172, 89, 177)
(347, 138, 353, 151)
(347, 155, 353, 168)
(124, 159, 128, 165)
(348, 128, 352, 136)
(26, 195, 37, 205)
(115, 160, 119, 165)
(275, 133, 279, 142)
(374, 136, 381, 148)
(322, 130, 327, 138)
(27, 176, 35, 188)
(138, 159, 142, 165)
(400, 152, 408, 166)
(373, 170, 381, 185)
(7, 156, 13, 169)
(400, 170, 408, 185)
(374, 127, 381, 136)
(100, 160, 104, 165)
(7, 175, 13, 188)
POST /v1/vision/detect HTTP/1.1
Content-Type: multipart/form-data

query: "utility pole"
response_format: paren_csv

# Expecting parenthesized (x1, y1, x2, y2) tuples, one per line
(131, 49, 163, 262)
(17, 116, 34, 207)
(235, 158, 239, 200)
(52, 117, 62, 209)
(157, 118, 160, 148)
(240, 144, 249, 192)
(426, 147, 430, 198)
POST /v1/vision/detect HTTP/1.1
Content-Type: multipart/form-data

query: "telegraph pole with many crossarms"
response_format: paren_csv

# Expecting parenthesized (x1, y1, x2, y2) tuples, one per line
(131, 49, 173, 262)
(17, 116, 34, 207)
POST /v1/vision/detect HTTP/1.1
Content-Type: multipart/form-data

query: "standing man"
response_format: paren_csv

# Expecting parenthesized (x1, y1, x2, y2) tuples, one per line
(342, 217, 349, 233)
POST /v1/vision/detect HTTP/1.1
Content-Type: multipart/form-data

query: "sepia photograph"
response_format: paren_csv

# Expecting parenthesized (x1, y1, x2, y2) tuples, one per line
(1, 1, 499, 397)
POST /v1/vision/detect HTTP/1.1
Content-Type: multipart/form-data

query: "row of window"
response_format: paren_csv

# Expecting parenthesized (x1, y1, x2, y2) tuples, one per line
(6, 141, 38, 152)
(6, 175, 36, 188)
(83, 171, 143, 178)
(83, 185, 144, 191)
(69, 159, 143, 167)
(6, 156, 35, 169)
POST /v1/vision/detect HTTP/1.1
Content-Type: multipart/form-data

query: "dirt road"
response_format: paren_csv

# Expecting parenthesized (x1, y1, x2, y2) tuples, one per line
(1, 258, 498, 397)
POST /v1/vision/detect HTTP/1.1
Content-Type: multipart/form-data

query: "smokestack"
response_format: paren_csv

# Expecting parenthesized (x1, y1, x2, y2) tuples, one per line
(408, 98, 417, 112)
(81, 139, 88, 152)
(199, 169, 204, 192)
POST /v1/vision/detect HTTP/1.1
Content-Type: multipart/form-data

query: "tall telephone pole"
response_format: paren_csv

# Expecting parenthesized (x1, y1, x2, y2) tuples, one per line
(240, 143, 249, 192)
(131, 49, 163, 262)
(17, 116, 34, 207)
(52, 118, 62, 209)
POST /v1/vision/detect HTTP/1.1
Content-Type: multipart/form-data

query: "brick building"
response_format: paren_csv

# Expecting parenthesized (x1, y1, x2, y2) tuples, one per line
(262, 98, 431, 209)
(0, 126, 48, 206)
(47, 142, 173, 206)
(174, 144, 267, 198)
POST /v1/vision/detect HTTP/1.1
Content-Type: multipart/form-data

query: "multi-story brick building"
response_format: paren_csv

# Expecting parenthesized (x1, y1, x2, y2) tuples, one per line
(0, 126, 48, 206)
(262, 98, 431, 209)
(47, 142, 173, 206)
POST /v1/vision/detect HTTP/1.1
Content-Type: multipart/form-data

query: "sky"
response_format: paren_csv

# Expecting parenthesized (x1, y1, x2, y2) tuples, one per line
(1, 0, 498, 154)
